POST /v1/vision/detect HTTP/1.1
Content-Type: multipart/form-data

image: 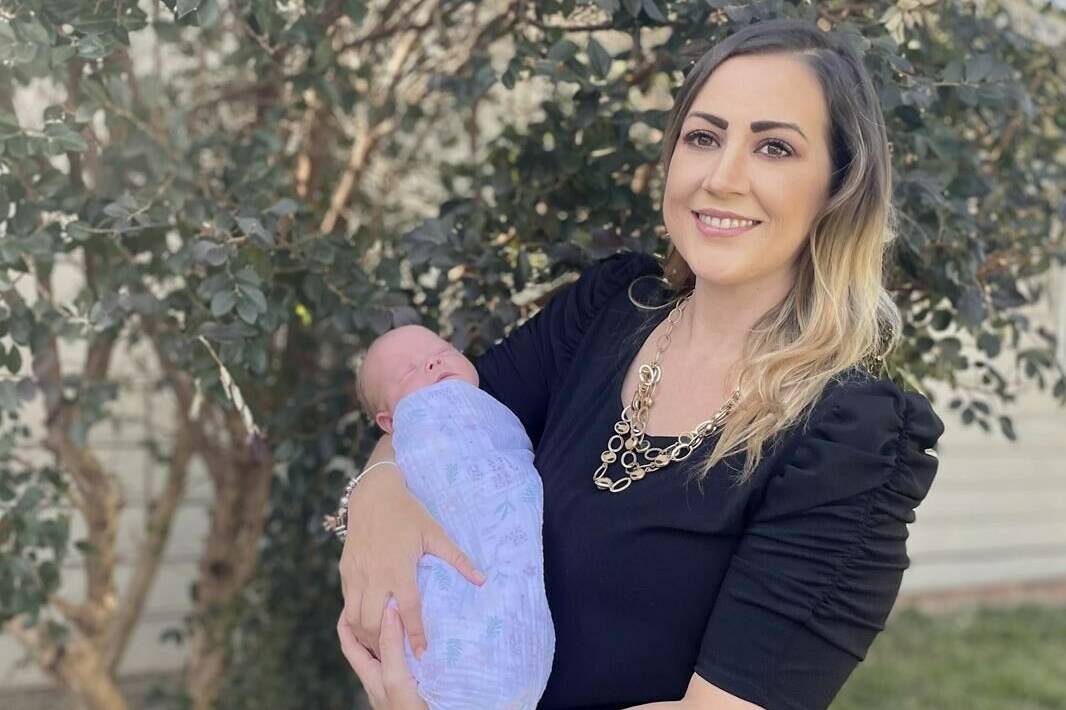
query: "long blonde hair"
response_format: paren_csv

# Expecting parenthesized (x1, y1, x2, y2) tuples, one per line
(637, 18, 902, 485)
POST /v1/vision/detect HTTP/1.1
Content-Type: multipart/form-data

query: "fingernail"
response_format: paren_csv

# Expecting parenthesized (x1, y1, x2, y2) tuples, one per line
(415, 643, 426, 659)
(474, 569, 487, 585)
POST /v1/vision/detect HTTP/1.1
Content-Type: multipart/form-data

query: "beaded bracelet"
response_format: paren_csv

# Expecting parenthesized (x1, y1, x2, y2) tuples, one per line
(323, 460, 399, 541)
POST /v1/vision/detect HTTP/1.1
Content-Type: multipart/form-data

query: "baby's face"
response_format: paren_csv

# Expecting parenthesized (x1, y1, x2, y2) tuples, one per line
(363, 326, 479, 431)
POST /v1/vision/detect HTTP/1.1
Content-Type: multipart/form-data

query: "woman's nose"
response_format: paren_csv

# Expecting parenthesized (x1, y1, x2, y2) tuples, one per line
(702, 147, 749, 195)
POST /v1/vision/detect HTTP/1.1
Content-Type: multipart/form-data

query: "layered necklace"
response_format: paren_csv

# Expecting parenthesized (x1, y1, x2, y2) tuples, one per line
(593, 289, 742, 493)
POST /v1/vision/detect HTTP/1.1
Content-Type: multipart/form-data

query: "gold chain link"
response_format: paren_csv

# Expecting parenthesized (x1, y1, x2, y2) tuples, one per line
(593, 291, 742, 493)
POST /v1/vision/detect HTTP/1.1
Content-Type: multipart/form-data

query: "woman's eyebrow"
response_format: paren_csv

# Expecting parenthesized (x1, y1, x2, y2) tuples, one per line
(689, 111, 808, 141)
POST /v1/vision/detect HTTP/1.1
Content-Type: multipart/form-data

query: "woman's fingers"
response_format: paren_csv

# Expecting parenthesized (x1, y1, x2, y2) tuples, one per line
(422, 526, 486, 588)
(393, 581, 427, 659)
(337, 612, 384, 700)
(360, 586, 390, 657)
(379, 606, 425, 708)
(343, 592, 364, 648)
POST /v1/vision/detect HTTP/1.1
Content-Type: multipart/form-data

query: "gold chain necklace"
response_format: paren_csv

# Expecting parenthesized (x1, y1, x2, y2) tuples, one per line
(593, 291, 742, 493)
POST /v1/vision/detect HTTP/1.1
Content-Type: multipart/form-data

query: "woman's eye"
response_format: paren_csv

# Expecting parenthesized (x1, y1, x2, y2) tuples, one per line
(758, 139, 794, 158)
(684, 130, 794, 159)
(683, 129, 718, 148)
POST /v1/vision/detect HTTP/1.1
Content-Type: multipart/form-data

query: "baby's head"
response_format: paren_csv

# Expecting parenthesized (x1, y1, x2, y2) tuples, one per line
(356, 324, 479, 434)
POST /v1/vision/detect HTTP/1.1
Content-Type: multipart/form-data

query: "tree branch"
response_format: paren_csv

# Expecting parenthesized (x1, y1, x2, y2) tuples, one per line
(319, 15, 429, 234)
(11, 260, 122, 642)
(103, 421, 194, 671)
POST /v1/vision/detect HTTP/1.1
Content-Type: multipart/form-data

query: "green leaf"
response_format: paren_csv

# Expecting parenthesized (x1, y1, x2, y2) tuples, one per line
(237, 298, 259, 325)
(623, 0, 642, 16)
(501, 68, 516, 90)
(197, 0, 222, 28)
(0, 379, 19, 411)
(997, 415, 1016, 441)
(941, 59, 964, 83)
(76, 34, 114, 60)
(548, 39, 578, 63)
(239, 285, 268, 312)
(176, 0, 202, 19)
(44, 123, 88, 153)
(977, 332, 1001, 358)
(14, 20, 50, 46)
(16, 377, 36, 402)
(964, 54, 997, 83)
(642, 0, 666, 22)
(266, 198, 299, 217)
(5, 344, 22, 374)
(955, 84, 979, 106)
(67, 222, 94, 242)
(193, 240, 229, 267)
(587, 38, 612, 80)
(12, 42, 36, 65)
(211, 290, 237, 317)
(235, 266, 263, 287)
(594, 0, 620, 11)
(237, 216, 274, 247)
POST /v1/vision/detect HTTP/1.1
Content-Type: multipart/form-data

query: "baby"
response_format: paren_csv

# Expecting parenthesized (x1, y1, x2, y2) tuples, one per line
(355, 324, 555, 710)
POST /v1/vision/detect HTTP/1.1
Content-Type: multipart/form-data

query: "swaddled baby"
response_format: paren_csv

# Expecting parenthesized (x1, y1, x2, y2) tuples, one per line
(356, 324, 555, 710)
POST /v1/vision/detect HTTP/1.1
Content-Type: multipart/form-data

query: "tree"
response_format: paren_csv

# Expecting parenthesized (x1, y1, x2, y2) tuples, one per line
(0, 0, 1062, 708)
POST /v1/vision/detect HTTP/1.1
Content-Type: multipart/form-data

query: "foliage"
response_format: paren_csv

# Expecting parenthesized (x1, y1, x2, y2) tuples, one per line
(0, 0, 1063, 707)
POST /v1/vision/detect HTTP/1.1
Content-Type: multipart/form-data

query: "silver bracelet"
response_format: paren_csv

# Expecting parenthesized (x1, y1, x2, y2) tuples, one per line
(323, 460, 399, 541)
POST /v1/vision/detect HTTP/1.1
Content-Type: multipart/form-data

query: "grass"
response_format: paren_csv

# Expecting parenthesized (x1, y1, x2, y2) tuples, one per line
(832, 604, 1066, 710)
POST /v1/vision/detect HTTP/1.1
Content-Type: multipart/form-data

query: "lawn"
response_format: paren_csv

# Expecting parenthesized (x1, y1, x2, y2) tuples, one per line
(832, 604, 1066, 709)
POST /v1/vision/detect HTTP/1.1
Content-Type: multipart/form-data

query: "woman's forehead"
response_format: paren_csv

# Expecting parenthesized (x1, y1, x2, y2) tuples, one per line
(686, 54, 827, 134)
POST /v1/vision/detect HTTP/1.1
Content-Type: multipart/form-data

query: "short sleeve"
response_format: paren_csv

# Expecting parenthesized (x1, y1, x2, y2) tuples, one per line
(695, 377, 945, 710)
(472, 250, 657, 448)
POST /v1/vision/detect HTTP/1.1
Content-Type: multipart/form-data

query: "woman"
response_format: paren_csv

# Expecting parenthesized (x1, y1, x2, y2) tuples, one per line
(335, 18, 945, 710)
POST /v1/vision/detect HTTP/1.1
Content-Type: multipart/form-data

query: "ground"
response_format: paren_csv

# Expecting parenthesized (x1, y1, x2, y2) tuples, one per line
(833, 604, 1066, 709)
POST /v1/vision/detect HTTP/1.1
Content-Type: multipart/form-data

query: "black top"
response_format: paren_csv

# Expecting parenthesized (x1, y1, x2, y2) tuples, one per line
(472, 251, 945, 710)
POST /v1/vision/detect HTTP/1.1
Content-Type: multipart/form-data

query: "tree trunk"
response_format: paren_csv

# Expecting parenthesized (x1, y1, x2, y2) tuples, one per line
(54, 638, 129, 710)
(184, 410, 274, 710)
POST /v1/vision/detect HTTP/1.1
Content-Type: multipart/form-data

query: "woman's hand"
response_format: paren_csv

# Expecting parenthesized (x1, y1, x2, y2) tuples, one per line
(339, 436, 485, 657)
(338, 606, 428, 710)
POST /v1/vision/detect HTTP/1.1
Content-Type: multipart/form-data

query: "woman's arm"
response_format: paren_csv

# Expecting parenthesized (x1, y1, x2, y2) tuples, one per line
(338, 433, 485, 658)
(690, 380, 943, 709)
(340, 252, 656, 663)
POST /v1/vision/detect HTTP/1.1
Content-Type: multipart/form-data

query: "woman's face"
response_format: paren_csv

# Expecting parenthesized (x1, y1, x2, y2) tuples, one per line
(663, 52, 834, 292)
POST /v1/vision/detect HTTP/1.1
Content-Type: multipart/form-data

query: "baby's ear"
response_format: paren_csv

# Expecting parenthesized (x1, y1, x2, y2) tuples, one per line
(375, 411, 394, 435)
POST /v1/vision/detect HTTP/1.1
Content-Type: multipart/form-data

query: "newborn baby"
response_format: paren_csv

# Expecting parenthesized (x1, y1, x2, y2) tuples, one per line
(356, 324, 555, 710)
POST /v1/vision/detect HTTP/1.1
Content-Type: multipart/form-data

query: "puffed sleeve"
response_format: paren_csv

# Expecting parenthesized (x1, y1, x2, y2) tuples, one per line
(694, 377, 945, 710)
(473, 250, 657, 448)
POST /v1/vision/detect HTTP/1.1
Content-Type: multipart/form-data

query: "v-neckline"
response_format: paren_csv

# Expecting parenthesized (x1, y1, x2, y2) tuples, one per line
(613, 302, 681, 441)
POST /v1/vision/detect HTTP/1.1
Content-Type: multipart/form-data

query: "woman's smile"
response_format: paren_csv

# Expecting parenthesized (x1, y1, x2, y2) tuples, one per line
(691, 210, 761, 238)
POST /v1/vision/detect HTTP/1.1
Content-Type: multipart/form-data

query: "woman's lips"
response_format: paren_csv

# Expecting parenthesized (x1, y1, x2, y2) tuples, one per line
(692, 211, 761, 238)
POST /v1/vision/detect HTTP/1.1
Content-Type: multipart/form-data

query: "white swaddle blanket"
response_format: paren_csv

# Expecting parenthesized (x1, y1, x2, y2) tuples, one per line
(390, 378, 555, 710)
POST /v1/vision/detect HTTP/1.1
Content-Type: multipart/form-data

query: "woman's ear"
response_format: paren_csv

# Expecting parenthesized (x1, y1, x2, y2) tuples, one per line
(375, 411, 394, 435)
